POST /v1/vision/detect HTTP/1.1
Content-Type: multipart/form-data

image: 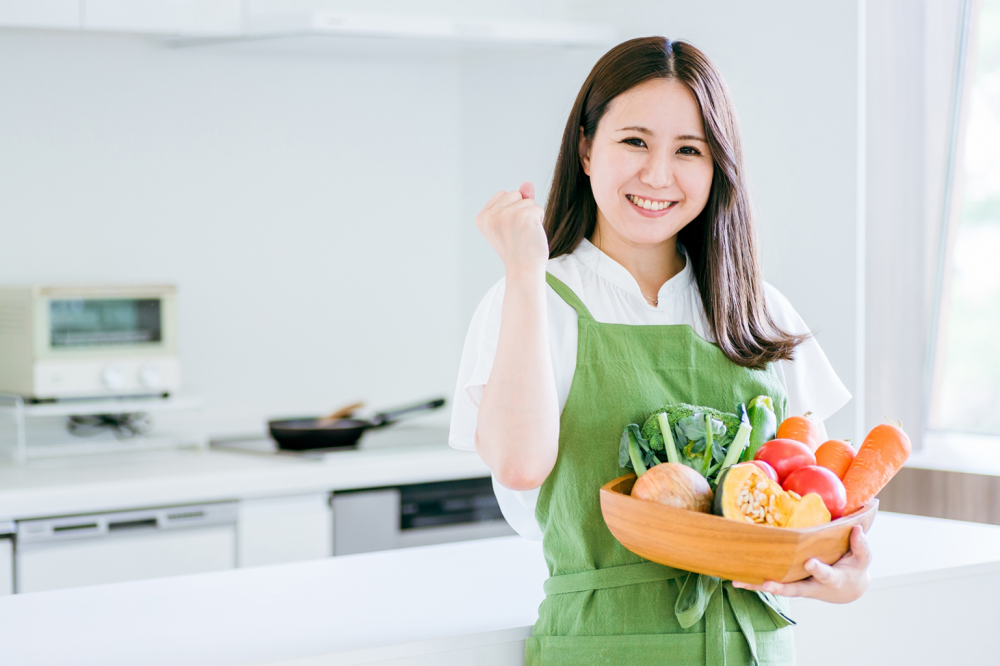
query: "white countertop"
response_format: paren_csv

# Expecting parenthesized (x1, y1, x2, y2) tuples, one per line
(3, 511, 1000, 666)
(0, 425, 490, 520)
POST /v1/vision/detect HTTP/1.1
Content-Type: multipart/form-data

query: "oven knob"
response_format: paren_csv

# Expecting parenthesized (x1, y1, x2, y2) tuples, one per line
(102, 365, 126, 390)
(139, 364, 163, 388)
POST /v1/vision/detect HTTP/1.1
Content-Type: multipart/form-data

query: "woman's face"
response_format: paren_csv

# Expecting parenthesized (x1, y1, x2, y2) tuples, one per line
(580, 78, 714, 248)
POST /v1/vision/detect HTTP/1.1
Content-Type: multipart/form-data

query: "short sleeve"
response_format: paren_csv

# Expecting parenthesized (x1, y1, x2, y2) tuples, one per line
(764, 283, 852, 424)
(447, 274, 577, 542)
(447, 279, 505, 451)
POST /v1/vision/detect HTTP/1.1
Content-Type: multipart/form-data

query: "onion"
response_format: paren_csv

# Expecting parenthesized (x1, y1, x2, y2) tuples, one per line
(631, 462, 713, 513)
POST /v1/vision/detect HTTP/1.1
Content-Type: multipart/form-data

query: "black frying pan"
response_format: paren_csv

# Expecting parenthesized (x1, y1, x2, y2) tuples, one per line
(268, 398, 445, 451)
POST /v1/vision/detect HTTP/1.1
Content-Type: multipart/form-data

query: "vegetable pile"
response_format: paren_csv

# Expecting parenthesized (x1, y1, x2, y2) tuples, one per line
(618, 403, 752, 489)
(618, 401, 911, 529)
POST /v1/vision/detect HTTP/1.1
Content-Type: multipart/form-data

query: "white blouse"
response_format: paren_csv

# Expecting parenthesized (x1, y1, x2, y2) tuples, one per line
(448, 238, 851, 541)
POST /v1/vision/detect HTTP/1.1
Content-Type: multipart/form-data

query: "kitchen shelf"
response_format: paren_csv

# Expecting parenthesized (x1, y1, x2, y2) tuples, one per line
(169, 12, 618, 52)
(0, 394, 207, 464)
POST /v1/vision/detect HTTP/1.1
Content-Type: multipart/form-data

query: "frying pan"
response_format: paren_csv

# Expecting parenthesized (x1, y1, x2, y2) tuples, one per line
(267, 398, 445, 451)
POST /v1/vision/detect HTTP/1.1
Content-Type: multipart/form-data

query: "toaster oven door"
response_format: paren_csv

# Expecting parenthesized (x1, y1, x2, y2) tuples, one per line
(28, 286, 180, 398)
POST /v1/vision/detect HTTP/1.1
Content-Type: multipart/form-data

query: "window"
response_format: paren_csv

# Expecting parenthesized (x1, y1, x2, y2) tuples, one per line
(933, 0, 1000, 433)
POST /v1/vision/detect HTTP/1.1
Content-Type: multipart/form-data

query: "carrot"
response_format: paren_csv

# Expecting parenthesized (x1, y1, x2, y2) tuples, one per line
(815, 439, 856, 480)
(776, 412, 822, 452)
(842, 424, 911, 515)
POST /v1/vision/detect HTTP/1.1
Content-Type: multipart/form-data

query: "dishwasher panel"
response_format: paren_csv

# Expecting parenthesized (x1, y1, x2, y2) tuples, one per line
(16, 503, 237, 593)
(332, 477, 515, 556)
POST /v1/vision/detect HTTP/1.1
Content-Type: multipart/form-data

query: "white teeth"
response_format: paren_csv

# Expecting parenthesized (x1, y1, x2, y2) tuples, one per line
(628, 194, 673, 211)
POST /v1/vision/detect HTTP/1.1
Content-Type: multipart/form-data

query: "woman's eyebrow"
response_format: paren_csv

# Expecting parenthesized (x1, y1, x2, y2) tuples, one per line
(615, 126, 707, 142)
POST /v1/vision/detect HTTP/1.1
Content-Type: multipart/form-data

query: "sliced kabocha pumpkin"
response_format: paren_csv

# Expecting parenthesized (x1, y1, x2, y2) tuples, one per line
(715, 463, 831, 528)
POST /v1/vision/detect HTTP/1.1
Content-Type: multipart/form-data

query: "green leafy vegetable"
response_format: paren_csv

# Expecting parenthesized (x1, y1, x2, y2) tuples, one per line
(742, 395, 777, 462)
(620, 402, 770, 490)
(657, 412, 680, 464)
(719, 404, 752, 475)
(619, 423, 661, 477)
(701, 414, 715, 475)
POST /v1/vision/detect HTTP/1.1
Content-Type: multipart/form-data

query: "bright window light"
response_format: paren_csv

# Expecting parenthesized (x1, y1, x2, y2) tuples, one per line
(935, 0, 1000, 433)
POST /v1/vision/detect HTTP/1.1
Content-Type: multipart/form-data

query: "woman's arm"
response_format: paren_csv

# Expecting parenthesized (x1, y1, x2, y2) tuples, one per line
(474, 182, 560, 491)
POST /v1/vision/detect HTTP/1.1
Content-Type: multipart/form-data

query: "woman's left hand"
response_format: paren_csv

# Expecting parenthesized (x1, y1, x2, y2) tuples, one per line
(732, 525, 871, 603)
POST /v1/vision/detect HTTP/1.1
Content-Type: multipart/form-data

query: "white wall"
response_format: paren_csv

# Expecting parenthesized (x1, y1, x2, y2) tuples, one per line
(0, 1, 871, 442)
(0, 28, 464, 434)
(458, 46, 606, 321)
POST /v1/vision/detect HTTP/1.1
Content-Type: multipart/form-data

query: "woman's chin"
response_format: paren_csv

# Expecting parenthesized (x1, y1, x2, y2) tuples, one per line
(610, 223, 683, 248)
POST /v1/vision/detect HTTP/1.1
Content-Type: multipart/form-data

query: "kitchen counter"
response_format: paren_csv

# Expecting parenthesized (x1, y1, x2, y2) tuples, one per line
(2, 511, 999, 666)
(0, 425, 489, 520)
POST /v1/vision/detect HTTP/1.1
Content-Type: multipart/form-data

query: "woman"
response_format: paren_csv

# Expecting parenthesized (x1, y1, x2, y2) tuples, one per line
(449, 37, 871, 665)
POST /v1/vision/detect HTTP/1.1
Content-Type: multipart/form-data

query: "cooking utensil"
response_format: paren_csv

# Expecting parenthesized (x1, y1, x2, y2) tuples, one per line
(600, 473, 878, 584)
(267, 398, 445, 451)
(319, 402, 365, 422)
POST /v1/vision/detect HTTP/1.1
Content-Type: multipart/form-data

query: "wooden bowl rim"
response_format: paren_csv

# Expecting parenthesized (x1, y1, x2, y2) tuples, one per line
(600, 472, 878, 535)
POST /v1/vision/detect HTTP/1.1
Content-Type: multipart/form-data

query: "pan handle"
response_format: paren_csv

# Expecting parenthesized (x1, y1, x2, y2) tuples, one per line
(371, 398, 446, 427)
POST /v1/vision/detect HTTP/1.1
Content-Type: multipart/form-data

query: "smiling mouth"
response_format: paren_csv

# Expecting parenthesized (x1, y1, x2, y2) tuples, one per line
(626, 194, 677, 211)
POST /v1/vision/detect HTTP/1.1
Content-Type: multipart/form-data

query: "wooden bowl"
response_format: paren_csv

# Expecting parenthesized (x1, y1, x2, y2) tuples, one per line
(600, 473, 878, 584)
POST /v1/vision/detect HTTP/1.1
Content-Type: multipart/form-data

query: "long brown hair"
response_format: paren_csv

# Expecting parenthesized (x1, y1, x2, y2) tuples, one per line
(544, 36, 807, 369)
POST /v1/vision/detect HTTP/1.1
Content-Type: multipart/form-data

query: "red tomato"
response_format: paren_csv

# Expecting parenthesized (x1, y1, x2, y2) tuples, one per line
(783, 465, 847, 519)
(754, 439, 816, 484)
(749, 459, 779, 483)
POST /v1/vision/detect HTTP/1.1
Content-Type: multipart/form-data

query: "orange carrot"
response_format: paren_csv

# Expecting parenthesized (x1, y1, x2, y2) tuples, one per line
(842, 424, 911, 515)
(815, 439, 856, 480)
(776, 412, 823, 452)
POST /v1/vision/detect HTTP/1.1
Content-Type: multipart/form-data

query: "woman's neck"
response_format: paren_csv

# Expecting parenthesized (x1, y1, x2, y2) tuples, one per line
(590, 217, 686, 302)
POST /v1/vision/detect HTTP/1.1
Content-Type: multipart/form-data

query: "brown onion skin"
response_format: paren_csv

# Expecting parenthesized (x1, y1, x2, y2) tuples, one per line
(631, 463, 714, 513)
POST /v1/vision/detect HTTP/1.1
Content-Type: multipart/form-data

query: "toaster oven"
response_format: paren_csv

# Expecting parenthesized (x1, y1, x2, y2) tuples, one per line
(0, 284, 180, 400)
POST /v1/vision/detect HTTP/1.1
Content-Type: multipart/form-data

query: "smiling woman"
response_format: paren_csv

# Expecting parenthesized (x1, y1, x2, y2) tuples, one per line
(546, 41, 806, 369)
(450, 36, 857, 666)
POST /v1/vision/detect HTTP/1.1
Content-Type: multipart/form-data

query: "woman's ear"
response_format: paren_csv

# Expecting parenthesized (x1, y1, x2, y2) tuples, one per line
(578, 126, 591, 176)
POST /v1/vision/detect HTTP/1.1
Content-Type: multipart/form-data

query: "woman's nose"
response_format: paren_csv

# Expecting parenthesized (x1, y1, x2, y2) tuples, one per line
(639, 156, 676, 190)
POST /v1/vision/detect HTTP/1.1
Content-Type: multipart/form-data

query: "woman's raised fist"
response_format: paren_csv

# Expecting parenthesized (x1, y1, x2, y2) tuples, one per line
(475, 181, 550, 276)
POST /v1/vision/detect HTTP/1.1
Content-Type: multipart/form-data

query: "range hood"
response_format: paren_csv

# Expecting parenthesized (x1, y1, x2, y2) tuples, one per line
(184, 11, 618, 49)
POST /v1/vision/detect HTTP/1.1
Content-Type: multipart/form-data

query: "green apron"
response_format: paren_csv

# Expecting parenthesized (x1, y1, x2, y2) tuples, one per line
(525, 273, 796, 666)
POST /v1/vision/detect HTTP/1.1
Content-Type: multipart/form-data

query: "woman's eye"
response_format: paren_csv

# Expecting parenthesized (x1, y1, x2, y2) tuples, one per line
(678, 146, 702, 156)
(622, 138, 647, 148)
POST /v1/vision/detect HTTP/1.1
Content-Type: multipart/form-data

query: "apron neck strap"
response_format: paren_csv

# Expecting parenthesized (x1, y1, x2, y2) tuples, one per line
(545, 273, 594, 321)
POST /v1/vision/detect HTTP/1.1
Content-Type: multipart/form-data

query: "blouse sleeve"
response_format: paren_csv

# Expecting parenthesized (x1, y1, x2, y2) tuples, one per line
(447, 275, 577, 542)
(448, 278, 505, 452)
(764, 283, 852, 426)
(447, 278, 545, 541)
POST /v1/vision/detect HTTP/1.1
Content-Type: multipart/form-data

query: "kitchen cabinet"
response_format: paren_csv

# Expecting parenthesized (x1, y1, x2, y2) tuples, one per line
(237, 493, 332, 567)
(0, 2, 613, 49)
(0, 431, 495, 591)
(0, 0, 80, 29)
(16, 504, 237, 593)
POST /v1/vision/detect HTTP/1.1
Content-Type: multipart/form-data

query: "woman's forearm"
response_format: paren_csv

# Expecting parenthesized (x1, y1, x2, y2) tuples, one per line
(476, 269, 560, 491)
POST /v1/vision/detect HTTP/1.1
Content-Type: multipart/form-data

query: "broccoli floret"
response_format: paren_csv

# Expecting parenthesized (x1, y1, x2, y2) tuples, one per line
(639, 404, 740, 450)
